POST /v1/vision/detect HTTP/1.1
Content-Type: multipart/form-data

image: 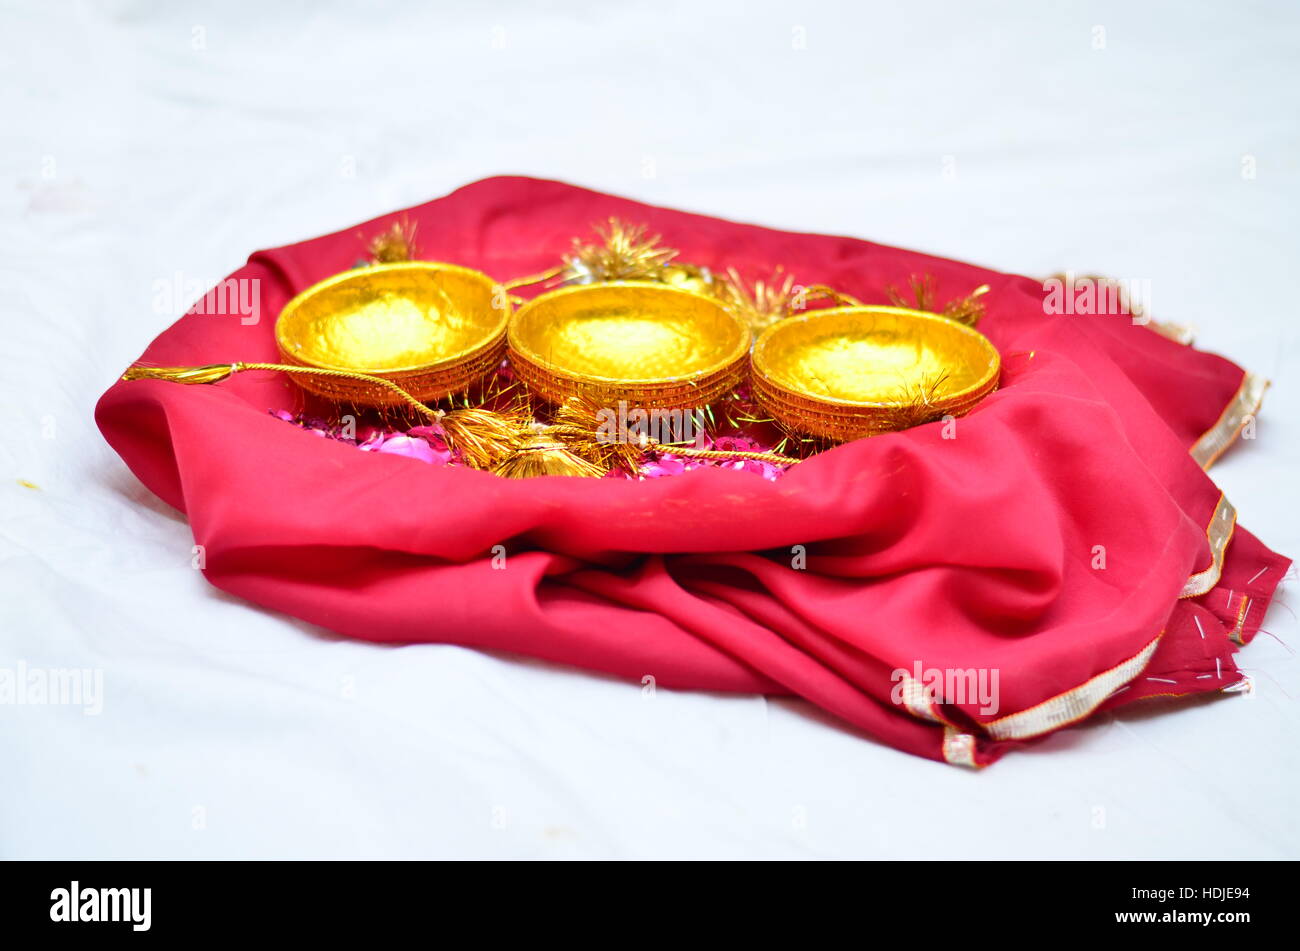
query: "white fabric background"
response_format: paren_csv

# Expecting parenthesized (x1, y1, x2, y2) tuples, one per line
(2, 0, 1297, 859)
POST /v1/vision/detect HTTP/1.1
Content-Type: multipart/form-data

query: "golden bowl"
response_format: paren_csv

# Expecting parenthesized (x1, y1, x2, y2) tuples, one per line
(751, 306, 1000, 441)
(508, 282, 750, 409)
(275, 261, 508, 406)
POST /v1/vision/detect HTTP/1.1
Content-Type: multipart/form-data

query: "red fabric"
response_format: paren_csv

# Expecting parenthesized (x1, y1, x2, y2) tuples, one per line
(95, 176, 1289, 765)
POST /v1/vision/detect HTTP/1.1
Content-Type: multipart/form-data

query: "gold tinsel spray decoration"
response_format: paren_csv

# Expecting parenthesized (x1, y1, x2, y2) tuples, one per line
(510, 218, 721, 297)
(717, 268, 863, 333)
(717, 268, 798, 332)
(563, 219, 678, 283)
(365, 218, 419, 264)
(497, 219, 691, 298)
(887, 275, 990, 327)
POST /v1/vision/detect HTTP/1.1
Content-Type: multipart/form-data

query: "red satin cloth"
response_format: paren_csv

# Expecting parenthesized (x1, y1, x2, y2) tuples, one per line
(96, 176, 1288, 766)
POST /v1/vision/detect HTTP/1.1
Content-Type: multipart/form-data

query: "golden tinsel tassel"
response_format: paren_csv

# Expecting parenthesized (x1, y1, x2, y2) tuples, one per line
(550, 395, 646, 474)
(548, 394, 799, 468)
(564, 219, 678, 284)
(121, 364, 238, 384)
(438, 406, 526, 470)
(366, 218, 419, 264)
(492, 425, 607, 478)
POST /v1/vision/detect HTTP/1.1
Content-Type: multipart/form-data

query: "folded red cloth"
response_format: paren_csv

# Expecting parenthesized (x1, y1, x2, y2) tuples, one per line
(96, 176, 1288, 766)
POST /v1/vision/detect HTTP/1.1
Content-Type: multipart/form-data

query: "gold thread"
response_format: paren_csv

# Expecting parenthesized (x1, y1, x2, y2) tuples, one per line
(542, 424, 799, 468)
(802, 284, 863, 308)
(236, 362, 442, 419)
(503, 264, 566, 291)
(664, 445, 798, 466)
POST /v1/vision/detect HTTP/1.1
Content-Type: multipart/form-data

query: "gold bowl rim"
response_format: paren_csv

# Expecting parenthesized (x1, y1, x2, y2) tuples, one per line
(751, 305, 1000, 409)
(507, 281, 752, 387)
(274, 260, 509, 376)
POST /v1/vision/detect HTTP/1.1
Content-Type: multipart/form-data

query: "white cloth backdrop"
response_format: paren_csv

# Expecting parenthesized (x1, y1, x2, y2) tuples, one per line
(2, 0, 1297, 859)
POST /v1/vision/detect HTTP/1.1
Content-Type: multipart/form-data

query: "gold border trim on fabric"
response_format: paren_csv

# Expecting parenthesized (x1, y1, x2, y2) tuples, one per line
(925, 328, 1259, 757)
(1147, 319, 1196, 346)
(920, 490, 1233, 759)
(1229, 594, 1250, 647)
(1180, 494, 1236, 599)
(902, 671, 981, 767)
(1190, 372, 1268, 470)
(982, 637, 1161, 741)
(913, 363, 1251, 762)
(941, 728, 979, 768)
(899, 671, 946, 724)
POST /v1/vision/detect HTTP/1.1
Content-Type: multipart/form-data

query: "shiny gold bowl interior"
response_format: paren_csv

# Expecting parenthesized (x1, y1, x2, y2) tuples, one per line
(754, 307, 998, 404)
(275, 262, 508, 404)
(508, 282, 750, 407)
(751, 306, 1000, 440)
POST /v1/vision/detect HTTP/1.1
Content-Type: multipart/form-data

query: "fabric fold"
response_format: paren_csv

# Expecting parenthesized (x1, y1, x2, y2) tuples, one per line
(96, 176, 1289, 766)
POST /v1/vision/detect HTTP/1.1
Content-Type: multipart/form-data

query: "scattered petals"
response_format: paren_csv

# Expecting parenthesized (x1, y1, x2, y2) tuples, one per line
(373, 434, 451, 465)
